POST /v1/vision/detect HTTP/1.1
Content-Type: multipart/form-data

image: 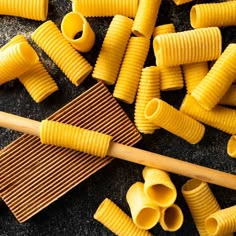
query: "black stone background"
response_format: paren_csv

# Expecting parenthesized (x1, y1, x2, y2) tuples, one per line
(0, 0, 236, 235)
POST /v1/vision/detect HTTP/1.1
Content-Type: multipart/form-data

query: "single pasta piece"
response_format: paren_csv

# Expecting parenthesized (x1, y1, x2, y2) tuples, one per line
(219, 84, 236, 106)
(160, 204, 184, 232)
(182, 179, 221, 236)
(153, 27, 222, 67)
(205, 206, 236, 236)
(113, 37, 150, 104)
(92, 15, 133, 85)
(182, 62, 209, 94)
(132, 0, 162, 38)
(191, 43, 236, 110)
(61, 12, 95, 53)
(190, 2, 236, 28)
(0, 42, 38, 85)
(134, 66, 160, 134)
(72, 0, 139, 18)
(153, 24, 175, 38)
(180, 94, 236, 134)
(40, 120, 112, 158)
(126, 182, 160, 230)
(142, 167, 177, 208)
(227, 135, 236, 159)
(94, 198, 152, 236)
(144, 98, 205, 144)
(31, 20, 93, 86)
(0, 0, 48, 21)
(172, 0, 193, 5)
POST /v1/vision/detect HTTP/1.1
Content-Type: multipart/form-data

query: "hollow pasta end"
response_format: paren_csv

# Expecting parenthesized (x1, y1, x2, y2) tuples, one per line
(205, 217, 218, 235)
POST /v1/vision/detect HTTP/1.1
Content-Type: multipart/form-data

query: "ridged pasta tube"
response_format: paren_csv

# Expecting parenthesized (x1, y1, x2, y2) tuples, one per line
(160, 204, 184, 232)
(182, 179, 221, 236)
(173, 0, 193, 5)
(142, 167, 177, 208)
(132, 0, 162, 38)
(180, 94, 236, 134)
(113, 37, 150, 104)
(0, 0, 48, 21)
(190, 2, 236, 28)
(153, 24, 175, 38)
(153, 27, 222, 67)
(0, 42, 39, 85)
(61, 12, 95, 53)
(227, 135, 236, 159)
(134, 66, 160, 134)
(92, 15, 133, 85)
(144, 98, 205, 144)
(191, 43, 236, 110)
(205, 206, 236, 236)
(94, 198, 152, 236)
(219, 85, 236, 106)
(40, 120, 112, 158)
(72, 0, 139, 18)
(126, 182, 160, 230)
(31, 20, 93, 86)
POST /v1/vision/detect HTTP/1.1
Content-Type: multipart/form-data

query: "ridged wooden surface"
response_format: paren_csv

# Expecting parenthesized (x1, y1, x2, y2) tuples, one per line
(0, 82, 142, 223)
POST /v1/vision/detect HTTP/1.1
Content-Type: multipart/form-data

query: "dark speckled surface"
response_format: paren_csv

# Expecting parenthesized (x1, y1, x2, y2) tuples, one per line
(0, 0, 236, 235)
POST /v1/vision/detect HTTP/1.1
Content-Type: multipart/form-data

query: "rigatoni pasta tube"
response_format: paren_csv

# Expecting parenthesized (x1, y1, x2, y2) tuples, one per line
(219, 84, 236, 106)
(31, 20, 93, 86)
(134, 66, 160, 134)
(227, 135, 236, 159)
(153, 24, 175, 38)
(94, 198, 152, 236)
(192, 43, 236, 110)
(190, 2, 236, 28)
(153, 27, 222, 67)
(40, 120, 112, 158)
(144, 98, 205, 144)
(142, 167, 177, 208)
(173, 0, 193, 5)
(113, 37, 150, 104)
(126, 182, 160, 230)
(92, 15, 133, 85)
(182, 179, 221, 236)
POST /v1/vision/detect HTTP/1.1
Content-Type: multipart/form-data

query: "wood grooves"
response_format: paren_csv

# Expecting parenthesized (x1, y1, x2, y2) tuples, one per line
(0, 82, 142, 222)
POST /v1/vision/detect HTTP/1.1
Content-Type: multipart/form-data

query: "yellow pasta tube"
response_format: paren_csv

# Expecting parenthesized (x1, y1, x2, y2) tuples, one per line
(72, 0, 139, 18)
(159, 204, 184, 232)
(40, 120, 112, 158)
(153, 24, 175, 38)
(190, 2, 236, 28)
(180, 94, 236, 134)
(219, 84, 236, 106)
(182, 62, 209, 94)
(0, 0, 48, 21)
(0, 42, 38, 85)
(132, 0, 162, 38)
(134, 66, 160, 134)
(144, 98, 205, 144)
(31, 20, 93, 86)
(113, 37, 150, 104)
(94, 198, 152, 236)
(205, 206, 236, 236)
(153, 27, 222, 67)
(173, 0, 193, 5)
(191, 43, 236, 110)
(182, 179, 221, 236)
(92, 15, 133, 85)
(142, 167, 177, 208)
(227, 135, 236, 159)
(126, 182, 160, 230)
(61, 12, 95, 53)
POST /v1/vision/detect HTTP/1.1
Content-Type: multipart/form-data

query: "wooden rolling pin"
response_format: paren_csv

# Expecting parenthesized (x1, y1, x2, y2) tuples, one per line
(0, 111, 236, 190)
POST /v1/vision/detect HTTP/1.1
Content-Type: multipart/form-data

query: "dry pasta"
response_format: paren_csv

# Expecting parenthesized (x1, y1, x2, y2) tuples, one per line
(191, 43, 236, 110)
(142, 167, 177, 208)
(153, 27, 222, 67)
(0, 0, 48, 21)
(172, 0, 193, 5)
(153, 24, 175, 38)
(190, 2, 236, 28)
(31, 20, 93, 86)
(227, 135, 236, 159)
(92, 15, 133, 85)
(182, 179, 221, 236)
(40, 120, 112, 158)
(132, 0, 162, 38)
(126, 182, 160, 230)
(94, 198, 152, 236)
(72, 0, 139, 18)
(219, 85, 236, 106)
(144, 98, 205, 144)
(113, 37, 150, 104)
(134, 66, 160, 134)
(61, 12, 95, 53)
